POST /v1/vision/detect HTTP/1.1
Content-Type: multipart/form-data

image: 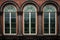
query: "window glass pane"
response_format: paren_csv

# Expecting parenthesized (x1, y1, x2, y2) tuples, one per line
(50, 26, 55, 33)
(5, 18, 9, 28)
(44, 18, 49, 33)
(50, 15, 55, 33)
(11, 23, 16, 33)
(24, 13, 29, 33)
(44, 29, 49, 33)
(5, 22, 10, 33)
(44, 21, 49, 28)
(50, 18, 55, 23)
(44, 12, 49, 17)
(5, 13, 10, 33)
(23, 5, 36, 12)
(31, 18, 35, 23)
(50, 12, 55, 17)
(5, 12, 9, 17)
(24, 22, 29, 33)
(31, 12, 35, 18)
(4, 5, 17, 12)
(43, 5, 56, 12)
(44, 18, 49, 22)
(5, 17, 9, 23)
(31, 23, 35, 33)
(11, 29, 16, 33)
(24, 12, 29, 17)
(11, 12, 16, 33)
(31, 12, 36, 33)
(11, 18, 16, 22)
(11, 23, 16, 28)
(11, 12, 16, 17)
(50, 28, 55, 33)
(24, 29, 29, 33)
(5, 29, 10, 33)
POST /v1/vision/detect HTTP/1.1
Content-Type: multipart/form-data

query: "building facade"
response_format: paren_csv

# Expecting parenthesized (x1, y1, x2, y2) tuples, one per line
(0, 0, 60, 40)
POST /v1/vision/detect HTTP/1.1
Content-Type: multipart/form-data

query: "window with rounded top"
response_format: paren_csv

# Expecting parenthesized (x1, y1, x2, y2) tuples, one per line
(3, 5, 17, 35)
(23, 5, 37, 35)
(43, 5, 57, 35)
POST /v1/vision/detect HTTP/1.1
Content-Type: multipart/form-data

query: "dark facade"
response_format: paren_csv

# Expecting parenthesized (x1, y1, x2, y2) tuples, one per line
(0, 0, 60, 40)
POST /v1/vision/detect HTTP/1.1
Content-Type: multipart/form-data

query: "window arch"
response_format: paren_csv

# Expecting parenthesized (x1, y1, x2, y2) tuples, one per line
(43, 5, 57, 35)
(3, 5, 17, 35)
(23, 5, 37, 35)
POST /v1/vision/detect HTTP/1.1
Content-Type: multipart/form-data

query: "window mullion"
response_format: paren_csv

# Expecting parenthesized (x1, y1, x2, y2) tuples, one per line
(29, 12, 31, 34)
(49, 12, 50, 35)
(10, 12, 11, 34)
(30, 12, 31, 34)
(4, 12, 5, 34)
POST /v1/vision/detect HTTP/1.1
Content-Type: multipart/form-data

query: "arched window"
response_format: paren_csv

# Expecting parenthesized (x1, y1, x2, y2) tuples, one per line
(23, 5, 37, 35)
(3, 5, 17, 35)
(43, 5, 57, 35)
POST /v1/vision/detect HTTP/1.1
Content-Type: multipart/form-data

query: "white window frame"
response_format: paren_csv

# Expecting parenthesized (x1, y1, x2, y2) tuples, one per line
(43, 12, 57, 35)
(23, 5, 37, 35)
(3, 5, 17, 35)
